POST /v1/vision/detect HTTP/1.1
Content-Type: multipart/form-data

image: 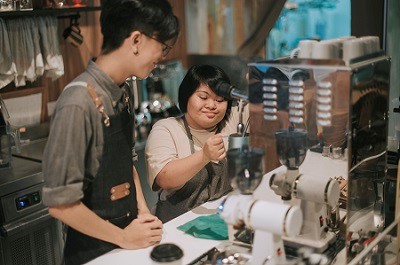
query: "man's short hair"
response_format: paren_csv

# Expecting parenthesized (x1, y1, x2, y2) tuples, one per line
(100, 0, 179, 54)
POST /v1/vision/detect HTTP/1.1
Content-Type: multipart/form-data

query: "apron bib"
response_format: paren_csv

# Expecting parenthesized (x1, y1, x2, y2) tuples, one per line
(64, 84, 138, 264)
(155, 117, 231, 223)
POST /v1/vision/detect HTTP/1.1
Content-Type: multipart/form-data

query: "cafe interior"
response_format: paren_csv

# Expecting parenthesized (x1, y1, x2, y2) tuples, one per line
(0, 0, 399, 264)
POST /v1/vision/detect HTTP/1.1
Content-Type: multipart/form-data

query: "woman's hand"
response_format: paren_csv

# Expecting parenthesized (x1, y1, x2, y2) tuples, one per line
(119, 215, 163, 249)
(202, 133, 226, 162)
(154, 133, 228, 190)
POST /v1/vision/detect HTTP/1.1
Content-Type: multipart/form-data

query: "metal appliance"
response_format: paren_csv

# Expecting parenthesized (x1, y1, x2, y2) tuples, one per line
(0, 157, 63, 265)
(247, 52, 391, 262)
(0, 97, 63, 265)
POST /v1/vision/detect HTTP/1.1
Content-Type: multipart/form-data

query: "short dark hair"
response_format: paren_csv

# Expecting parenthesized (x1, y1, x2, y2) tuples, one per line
(100, 0, 179, 54)
(178, 65, 233, 126)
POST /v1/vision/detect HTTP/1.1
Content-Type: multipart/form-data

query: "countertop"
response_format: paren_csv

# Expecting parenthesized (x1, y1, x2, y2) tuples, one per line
(86, 150, 349, 265)
(0, 156, 43, 197)
(85, 150, 399, 264)
(87, 199, 224, 265)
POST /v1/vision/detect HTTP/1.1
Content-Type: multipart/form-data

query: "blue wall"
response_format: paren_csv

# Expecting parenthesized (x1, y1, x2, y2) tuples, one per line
(267, 0, 351, 59)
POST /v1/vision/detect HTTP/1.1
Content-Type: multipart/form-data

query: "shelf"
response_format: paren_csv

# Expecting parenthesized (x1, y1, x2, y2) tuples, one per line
(0, 6, 101, 18)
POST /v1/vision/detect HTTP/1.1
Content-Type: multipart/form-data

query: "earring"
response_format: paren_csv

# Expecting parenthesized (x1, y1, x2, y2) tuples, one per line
(131, 45, 139, 55)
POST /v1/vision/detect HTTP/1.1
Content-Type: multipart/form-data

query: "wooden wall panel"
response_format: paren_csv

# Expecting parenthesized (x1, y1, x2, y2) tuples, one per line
(40, 3, 102, 119)
(166, 0, 187, 67)
(46, 6, 102, 104)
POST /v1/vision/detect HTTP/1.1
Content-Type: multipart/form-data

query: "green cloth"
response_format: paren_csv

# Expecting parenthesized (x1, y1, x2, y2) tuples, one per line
(177, 214, 228, 240)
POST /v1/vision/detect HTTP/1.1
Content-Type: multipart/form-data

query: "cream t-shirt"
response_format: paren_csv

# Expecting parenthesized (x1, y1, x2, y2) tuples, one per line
(145, 104, 249, 193)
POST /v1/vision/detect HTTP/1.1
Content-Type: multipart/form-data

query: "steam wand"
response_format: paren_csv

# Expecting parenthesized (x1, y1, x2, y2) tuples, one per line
(237, 99, 245, 135)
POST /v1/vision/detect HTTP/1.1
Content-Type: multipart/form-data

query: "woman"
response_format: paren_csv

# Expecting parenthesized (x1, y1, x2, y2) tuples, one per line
(146, 65, 249, 223)
(42, 1, 179, 264)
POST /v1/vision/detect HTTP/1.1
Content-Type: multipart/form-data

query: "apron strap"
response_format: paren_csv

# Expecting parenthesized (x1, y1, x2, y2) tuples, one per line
(181, 116, 195, 154)
(180, 115, 223, 155)
(87, 83, 110, 127)
(63, 81, 111, 127)
(64, 81, 87, 91)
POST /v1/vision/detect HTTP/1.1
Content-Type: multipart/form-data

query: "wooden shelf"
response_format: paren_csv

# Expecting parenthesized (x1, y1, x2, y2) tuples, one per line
(0, 6, 101, 18)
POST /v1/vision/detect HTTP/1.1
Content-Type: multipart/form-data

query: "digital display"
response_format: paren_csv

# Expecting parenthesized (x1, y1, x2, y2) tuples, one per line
(15, 191, 41, 210)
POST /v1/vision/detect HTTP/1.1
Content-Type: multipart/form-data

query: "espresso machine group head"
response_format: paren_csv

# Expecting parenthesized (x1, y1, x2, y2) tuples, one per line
(214, 81, 251, 151)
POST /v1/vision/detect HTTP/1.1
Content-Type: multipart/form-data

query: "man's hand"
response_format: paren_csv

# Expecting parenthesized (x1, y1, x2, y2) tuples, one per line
(119, 215, 163, 249)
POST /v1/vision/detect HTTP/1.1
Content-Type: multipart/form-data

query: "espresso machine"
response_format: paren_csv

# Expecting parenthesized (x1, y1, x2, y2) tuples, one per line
(247, 50, 391, 263)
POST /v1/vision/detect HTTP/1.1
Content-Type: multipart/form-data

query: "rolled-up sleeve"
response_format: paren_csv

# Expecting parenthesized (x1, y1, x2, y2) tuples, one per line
(145, 121, 179, 191)
(42, 105, 93, 206)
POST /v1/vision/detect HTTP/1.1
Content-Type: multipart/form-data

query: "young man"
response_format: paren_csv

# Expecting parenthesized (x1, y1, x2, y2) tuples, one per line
(42, 1, 179, 263)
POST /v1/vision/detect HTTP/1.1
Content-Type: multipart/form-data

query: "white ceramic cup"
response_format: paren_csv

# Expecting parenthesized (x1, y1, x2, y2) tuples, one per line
(320, 39, 342, 58)
(290, 40, 318, 58)
(333, 36, 356, 57)
(337, 36, 356, 41)
(342, 38, 365, 65)
(312, 40, 339, 59)
(359, 36, 380, 54)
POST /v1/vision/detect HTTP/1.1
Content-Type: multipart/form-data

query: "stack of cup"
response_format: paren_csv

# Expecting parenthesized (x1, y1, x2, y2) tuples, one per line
(359, 36, 380, 54)
(290, 36, 380, 66)
(312, 39, 341, 60)
(342, 36, 380, 65)
(335, 36, 356, 58)
(342, 38, 365, 65)
(290, 40, 318, 59)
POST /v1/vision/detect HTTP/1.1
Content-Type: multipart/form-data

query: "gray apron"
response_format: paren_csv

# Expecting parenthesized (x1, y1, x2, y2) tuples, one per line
(155, 116, 232, 223)
(64, 85, 137, 264)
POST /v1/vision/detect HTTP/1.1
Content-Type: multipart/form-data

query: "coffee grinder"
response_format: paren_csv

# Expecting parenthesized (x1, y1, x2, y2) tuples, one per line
(269, 127, 340, 252)
(218, 146, 303, 265)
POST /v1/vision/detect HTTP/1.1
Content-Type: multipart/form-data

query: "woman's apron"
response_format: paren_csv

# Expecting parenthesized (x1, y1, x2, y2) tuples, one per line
(155, 117, 231, 223)
(64, 84, 138, 264)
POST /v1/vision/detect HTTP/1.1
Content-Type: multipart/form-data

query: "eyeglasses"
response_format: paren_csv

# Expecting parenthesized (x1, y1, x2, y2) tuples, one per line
(142, 33, 172, 57)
